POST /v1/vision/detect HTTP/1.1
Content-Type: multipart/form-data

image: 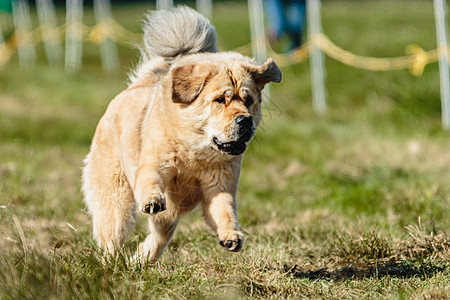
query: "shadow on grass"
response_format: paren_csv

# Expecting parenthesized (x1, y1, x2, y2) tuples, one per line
(284, 260, 446, 280)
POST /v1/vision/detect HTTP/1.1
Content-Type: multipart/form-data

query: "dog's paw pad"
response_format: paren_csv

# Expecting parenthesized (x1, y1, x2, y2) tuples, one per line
(142, 193, 166, 215)
(219, 231, 244, 252)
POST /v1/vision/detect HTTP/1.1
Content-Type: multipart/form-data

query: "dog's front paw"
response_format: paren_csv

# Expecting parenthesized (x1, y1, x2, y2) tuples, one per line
(140, 193, 166, 215)
(218, 230, 244, 252)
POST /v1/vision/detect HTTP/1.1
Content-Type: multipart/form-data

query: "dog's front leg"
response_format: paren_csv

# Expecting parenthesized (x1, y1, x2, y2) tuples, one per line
(134, 163, 176, 215)
(203, 187, 244, 252)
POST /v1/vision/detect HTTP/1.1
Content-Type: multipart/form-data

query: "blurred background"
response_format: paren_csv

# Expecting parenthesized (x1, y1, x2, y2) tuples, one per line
(0, 0, 449, 298)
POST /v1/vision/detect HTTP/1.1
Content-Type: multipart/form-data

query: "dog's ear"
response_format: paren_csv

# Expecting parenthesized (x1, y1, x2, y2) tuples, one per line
(247, 58, 282, 89)
(172, 64, 211, 104)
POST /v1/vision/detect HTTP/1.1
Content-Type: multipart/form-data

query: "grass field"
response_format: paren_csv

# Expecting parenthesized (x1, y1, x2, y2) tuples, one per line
(1, 0, 449, 298)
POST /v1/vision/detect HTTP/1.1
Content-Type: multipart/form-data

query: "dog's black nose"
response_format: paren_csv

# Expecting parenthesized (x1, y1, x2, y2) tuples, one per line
(235, 115, 254, 131)
(236, 115, 254, 142)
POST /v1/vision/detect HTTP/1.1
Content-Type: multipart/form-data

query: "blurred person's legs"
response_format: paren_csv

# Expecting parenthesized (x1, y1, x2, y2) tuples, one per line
(264, 0, 306, 52)
(286, 0, 306, 51)
(264, 0, 287, 42)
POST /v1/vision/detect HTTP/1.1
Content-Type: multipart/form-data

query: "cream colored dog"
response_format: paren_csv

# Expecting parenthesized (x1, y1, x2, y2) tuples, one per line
(82, 6, 281, 263)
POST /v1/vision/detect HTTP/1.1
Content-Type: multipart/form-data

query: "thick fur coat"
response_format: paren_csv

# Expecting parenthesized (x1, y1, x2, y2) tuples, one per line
(82, 6, 282, 263)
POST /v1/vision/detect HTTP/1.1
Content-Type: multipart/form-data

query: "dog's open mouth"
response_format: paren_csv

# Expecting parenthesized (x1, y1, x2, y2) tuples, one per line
(213, 137, 248, 156)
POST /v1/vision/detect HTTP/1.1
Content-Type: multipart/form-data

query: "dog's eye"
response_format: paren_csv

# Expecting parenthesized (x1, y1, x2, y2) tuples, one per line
(245, 96, 253, 107)
(214, 97, 226, 104)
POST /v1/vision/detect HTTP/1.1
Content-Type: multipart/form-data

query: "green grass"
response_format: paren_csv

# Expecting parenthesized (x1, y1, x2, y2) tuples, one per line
(1, 0, 449, 298)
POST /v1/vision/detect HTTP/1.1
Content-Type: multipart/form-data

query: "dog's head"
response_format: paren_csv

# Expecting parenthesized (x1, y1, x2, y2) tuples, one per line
(170, 53, 282, 156)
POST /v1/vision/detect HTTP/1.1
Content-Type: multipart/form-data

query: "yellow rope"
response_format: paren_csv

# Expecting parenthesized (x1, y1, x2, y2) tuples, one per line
(316, 34, 438, 75)
(261, 33, 442, 76)
(0, 19, 447, 76)
(0, 41, 15, 66)
(40, 22, 63, 44)
(88, 18, 143, 46)
(88, 19, 110, 44)
(106, 19, 143, 46)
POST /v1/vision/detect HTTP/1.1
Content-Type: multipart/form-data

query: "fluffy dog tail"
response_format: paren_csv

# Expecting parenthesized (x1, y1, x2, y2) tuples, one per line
(142, 6, 218, 62)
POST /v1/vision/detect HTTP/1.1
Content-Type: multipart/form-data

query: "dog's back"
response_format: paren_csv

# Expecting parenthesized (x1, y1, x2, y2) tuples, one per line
(129, 6, 218, 83)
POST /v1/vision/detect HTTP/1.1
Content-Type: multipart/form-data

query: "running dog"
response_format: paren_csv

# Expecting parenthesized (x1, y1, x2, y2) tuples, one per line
(82, 6, 282, 263)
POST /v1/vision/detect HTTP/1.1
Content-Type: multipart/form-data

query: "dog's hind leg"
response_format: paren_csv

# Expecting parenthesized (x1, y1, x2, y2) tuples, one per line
(82, 154, 136, 253)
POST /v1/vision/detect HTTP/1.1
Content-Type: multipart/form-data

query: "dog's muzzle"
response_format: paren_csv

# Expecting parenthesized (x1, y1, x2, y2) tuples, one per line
(213, 116, 254, 156)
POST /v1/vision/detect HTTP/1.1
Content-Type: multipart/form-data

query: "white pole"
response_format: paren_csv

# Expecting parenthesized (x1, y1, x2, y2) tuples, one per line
(156, 0, 173, 11)
(93, 0, 119, 72)
(248, 0, 270, 101)
(307, 0, 327, 114)
(12, 0, 36, 68)
(434, 0, 450, 129)
(36, 0, 63, 66)
(196, 0, 212, 20)
(248, 0, 266, 64)
(65, 0, 83, 72)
